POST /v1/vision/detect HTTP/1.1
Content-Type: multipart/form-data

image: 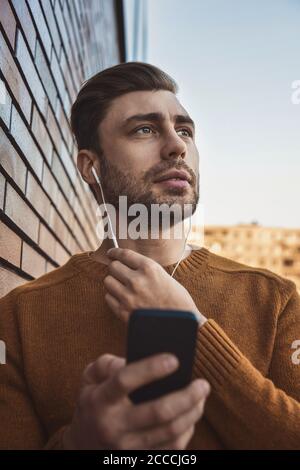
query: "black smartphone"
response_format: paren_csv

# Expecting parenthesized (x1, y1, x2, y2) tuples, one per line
(126, 308, 198, 404)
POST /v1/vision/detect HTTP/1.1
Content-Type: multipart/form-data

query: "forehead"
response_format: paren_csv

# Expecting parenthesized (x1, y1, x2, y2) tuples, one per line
(102, 90, 188, 129)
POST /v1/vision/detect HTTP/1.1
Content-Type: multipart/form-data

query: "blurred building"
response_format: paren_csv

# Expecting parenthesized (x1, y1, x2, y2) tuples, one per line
(124, 0, 148, 61)
(189, 223, 300, 292)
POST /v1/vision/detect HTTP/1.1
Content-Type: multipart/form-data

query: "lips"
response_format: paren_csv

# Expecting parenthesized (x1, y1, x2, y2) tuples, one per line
(154, 169, 191, 184)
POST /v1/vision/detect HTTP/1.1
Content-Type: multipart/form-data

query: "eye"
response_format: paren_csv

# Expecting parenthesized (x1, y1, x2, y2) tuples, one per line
(135, 126, 154, 134)
(177, 128, 193, 138)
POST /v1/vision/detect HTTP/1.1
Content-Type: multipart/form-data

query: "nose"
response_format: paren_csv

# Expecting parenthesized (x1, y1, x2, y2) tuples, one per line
(160, 128, 187, 161)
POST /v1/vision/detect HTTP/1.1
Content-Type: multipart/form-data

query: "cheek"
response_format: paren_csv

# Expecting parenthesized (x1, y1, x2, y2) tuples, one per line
(124, 141, 161, 173)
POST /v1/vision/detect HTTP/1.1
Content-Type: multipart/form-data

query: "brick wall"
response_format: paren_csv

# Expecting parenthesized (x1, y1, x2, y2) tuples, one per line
(0, 0, 126, 297)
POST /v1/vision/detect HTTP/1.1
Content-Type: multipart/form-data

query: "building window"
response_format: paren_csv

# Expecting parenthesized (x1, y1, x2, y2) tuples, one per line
(283, 259, 294, 267)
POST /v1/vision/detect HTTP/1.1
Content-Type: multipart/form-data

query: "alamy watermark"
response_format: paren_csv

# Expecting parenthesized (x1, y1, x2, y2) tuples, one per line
(0, 340, 6, 365)
(95, 196, 204, 246)
(291, 340, 300, 365)
(291, 80, 300, 104)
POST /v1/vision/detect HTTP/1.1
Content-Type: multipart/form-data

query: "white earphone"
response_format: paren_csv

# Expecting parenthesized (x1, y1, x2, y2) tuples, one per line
(91, 166, 119, 248)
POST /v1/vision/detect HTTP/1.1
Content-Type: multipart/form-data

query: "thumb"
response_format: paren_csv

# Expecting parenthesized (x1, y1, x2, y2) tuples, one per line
(81, 353, 126, 386)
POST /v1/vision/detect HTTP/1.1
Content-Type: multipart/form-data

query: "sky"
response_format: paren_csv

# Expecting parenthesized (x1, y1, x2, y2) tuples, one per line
(124, 0, 300, 229)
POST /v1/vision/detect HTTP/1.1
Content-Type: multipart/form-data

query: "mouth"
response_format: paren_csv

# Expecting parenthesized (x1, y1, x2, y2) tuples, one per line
(153, 169, 191, 189)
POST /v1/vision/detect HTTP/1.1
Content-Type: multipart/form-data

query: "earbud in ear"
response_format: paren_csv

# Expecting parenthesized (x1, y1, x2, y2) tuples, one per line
(91, 166, 100, 185)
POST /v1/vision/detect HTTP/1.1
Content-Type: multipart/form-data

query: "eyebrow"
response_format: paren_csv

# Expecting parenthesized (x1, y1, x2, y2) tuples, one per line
(121, 112, 195, 130)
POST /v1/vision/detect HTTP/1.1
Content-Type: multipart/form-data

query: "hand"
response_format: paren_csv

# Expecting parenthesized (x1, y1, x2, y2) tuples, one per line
(63, 353, 210, 450)
(103, 248, 207, 325)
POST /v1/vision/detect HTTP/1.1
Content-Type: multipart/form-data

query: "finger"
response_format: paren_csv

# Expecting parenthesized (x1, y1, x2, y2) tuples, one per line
(99, 353, 179, 404)
(104, 292, 120, 313)
(127, 379, 210, 429)
(81, 354, 126, 386)
(108, 259, 135, 286)
(153, 425, 195, 450)
(123, 395, 206, 450)
(103, 275, 130, 305)
(107, 248, 148, 270)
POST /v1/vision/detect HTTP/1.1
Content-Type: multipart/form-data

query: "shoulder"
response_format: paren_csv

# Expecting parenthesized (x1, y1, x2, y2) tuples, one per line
(0, 254, 81, 309)
(206, 249, 297, 306)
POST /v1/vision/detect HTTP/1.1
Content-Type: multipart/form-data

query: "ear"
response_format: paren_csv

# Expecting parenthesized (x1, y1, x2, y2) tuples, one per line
(77, 150, 101, 184)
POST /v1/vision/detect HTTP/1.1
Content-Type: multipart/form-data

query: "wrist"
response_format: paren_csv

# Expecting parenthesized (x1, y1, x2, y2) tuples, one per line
(193, 308, 207, 327)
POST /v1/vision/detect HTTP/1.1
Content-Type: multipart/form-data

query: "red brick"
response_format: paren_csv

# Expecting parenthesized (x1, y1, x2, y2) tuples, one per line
(62, 231, 72, 253)
(31, 106, 53, 164)
(66, 234, 80, 254)
(64, 2, 81, 53)
(0, 0, 16, 48)
(10, 105, 43, 180)
(0, 220, 22, 266)
(26, 172, 52, 222)
(49, 204, 69, 241)
(46, 104, 62, 155)
(61, 5, 81, 94)
(60, 45, 81, 93)
(62, 86, 71, 116)
(39, 222, 56, 260)
(73, 196, 85, 227)
(26, 0, 52, 60)
(72, 142, 77, 164)
(56, 189, 74, 229)
(21, 242, 46, 278)
(72, 219, 89, 250)
(54, 240, 69, 265)
(0, 81, 12, 129)
(73, 0, 83, 20)
(15, 30, 48, 117)
(40, 0, 61, 58)
(51, 151, 73, 200)
(60, 139, 77, 183)
(55, 98, 73, 153)
(11, 0, 36, 54)
(42, 163, 59, 206)
(74, 178, 98, 235)
(35, 40, 56, 111)
(0, 31, 32, 123)
(0, 127, 27, 192)
(54, 0, 70, 58)
(0, 266, 27, 298)
(5, 183, 39, 242)
(0, 172, 5, 209)
(50, 47, 66, 102)
(45, 261, 56, 273)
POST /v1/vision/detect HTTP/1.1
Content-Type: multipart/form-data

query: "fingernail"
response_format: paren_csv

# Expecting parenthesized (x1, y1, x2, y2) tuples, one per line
(163, 355, 179, 370)
(195, 379, 210, 395)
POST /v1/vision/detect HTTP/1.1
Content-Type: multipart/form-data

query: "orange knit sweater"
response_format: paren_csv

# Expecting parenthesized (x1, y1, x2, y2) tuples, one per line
(0, 247, 300, 450)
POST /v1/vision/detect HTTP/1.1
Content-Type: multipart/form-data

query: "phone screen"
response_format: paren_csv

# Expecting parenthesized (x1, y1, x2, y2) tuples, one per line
(126, 309, 198, 404)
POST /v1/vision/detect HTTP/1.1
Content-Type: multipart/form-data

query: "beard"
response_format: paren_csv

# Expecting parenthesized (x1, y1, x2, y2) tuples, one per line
(98, 154, 199, 228)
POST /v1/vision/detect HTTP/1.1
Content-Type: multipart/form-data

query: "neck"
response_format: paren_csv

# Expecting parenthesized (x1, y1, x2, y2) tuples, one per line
(91, 218, 192, 267)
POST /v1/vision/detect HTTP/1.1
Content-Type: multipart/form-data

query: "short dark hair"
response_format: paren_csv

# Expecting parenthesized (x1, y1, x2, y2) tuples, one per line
(70, 62, 178, 155)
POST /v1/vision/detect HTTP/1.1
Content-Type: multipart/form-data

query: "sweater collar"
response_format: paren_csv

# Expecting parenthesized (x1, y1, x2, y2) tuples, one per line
(70, 246, 209, 282)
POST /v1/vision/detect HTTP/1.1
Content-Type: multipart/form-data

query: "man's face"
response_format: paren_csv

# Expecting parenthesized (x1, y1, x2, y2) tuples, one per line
(97, 90, 199, 219)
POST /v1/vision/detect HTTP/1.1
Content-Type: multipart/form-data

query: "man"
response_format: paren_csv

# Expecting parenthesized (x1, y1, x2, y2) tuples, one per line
(0, 62, 299, 450)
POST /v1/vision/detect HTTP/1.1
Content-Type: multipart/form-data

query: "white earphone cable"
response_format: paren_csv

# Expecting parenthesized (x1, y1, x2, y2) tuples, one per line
(170, 215, 192, 278)
(91, 166, 119, 248)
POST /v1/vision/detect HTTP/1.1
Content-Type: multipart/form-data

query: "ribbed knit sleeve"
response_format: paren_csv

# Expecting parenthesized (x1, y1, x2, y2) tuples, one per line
(192, 287, 300, 449)
(0, 290, 43, 449)
(0, 290, 67, 450)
